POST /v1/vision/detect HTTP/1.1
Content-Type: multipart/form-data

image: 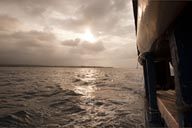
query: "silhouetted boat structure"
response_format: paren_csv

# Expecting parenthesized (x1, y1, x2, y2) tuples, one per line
(132, 1, 192, 127)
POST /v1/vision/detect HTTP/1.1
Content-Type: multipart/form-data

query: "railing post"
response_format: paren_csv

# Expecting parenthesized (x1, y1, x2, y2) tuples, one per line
(169, 31, 192, 127)
(142, 53, 162, 127)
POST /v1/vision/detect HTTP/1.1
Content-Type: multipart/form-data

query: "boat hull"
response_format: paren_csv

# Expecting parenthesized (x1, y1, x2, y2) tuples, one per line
(134, 0, 187, 57)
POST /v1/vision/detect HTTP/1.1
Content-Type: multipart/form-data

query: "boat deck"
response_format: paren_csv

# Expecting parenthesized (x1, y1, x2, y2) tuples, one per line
(157, 90, 179, 128)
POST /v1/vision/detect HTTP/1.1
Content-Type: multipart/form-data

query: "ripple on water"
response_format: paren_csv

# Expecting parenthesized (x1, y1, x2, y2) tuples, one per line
(0, 67, 144, 128)
(0, 110, 42, 128)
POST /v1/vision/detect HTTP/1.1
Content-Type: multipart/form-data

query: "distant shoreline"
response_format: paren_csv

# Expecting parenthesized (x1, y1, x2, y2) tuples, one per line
(0, 64, 113, 68)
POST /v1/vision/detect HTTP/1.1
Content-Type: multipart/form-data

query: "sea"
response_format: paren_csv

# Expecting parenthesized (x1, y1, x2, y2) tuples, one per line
(0, 67, 144, 128)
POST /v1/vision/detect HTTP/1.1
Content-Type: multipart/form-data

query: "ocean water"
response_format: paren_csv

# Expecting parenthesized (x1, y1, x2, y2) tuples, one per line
(0, 67, 144, 128)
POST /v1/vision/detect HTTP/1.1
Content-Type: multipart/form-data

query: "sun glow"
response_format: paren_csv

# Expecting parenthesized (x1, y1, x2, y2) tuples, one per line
(83, 28, 96, 43)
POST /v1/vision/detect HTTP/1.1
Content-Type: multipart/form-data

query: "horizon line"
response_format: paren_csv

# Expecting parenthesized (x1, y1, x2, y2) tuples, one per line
(0, 64, 113, 68)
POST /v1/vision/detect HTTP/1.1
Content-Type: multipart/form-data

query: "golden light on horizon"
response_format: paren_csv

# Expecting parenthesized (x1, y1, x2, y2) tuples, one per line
(83, 28, 96, 43)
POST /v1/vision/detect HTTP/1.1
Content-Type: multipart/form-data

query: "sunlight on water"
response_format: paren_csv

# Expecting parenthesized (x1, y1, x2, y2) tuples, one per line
(74, 68, 98, 98)
(0, 67, 144, 128)
(74, 85, 97, 98)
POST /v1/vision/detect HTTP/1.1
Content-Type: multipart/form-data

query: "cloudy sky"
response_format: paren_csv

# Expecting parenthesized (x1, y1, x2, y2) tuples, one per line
(0, 0, 136, 68)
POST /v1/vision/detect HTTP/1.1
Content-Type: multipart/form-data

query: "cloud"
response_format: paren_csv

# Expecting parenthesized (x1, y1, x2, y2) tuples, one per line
(0, 31, 56, 48)
(51, 17, 87, 33)
(0, 29, 106, 66)
(79, 0, 133, 35)
(113, 0, 129, 11)
(45, 0, 134, 37)
(80, 41, 105, 53)
(62, 38, 105, 54)
(0, 15, 23, 32)
(0, 0, 137, 68)
(81, 0, 113, 19)
(62, 38, 80, 47)
(61, 36, 105, 53)
(0, 30, 58, 64)
(0, 0, 134, 36)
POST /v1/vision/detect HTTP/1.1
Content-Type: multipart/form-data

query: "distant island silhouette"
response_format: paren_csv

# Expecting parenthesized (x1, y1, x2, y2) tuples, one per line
(0, 64, 113, 68)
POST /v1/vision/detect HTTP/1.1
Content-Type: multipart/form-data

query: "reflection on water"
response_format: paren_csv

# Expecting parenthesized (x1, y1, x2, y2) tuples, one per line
(74, 85, 97, 98)
(76, 68, 98, 82)
(74, 68, 98, 98)
(0, 67, 144, 128)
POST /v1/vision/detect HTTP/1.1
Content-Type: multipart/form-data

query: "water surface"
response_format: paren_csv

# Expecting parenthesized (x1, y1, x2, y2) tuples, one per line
(0, 67, 144, 128)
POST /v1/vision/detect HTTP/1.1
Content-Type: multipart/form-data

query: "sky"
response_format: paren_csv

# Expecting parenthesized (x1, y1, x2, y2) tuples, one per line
(0, 0, 137, 68)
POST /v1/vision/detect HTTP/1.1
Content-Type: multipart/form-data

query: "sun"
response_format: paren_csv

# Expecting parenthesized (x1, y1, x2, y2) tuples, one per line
(83, 28, 96, 43)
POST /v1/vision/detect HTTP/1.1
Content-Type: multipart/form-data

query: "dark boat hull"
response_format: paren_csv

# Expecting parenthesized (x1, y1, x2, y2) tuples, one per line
(132, 1, 192, 127)
(134, 0, 186, 58)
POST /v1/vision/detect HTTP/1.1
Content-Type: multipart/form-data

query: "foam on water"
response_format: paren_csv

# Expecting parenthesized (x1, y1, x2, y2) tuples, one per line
(0, 67, 144, 128)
